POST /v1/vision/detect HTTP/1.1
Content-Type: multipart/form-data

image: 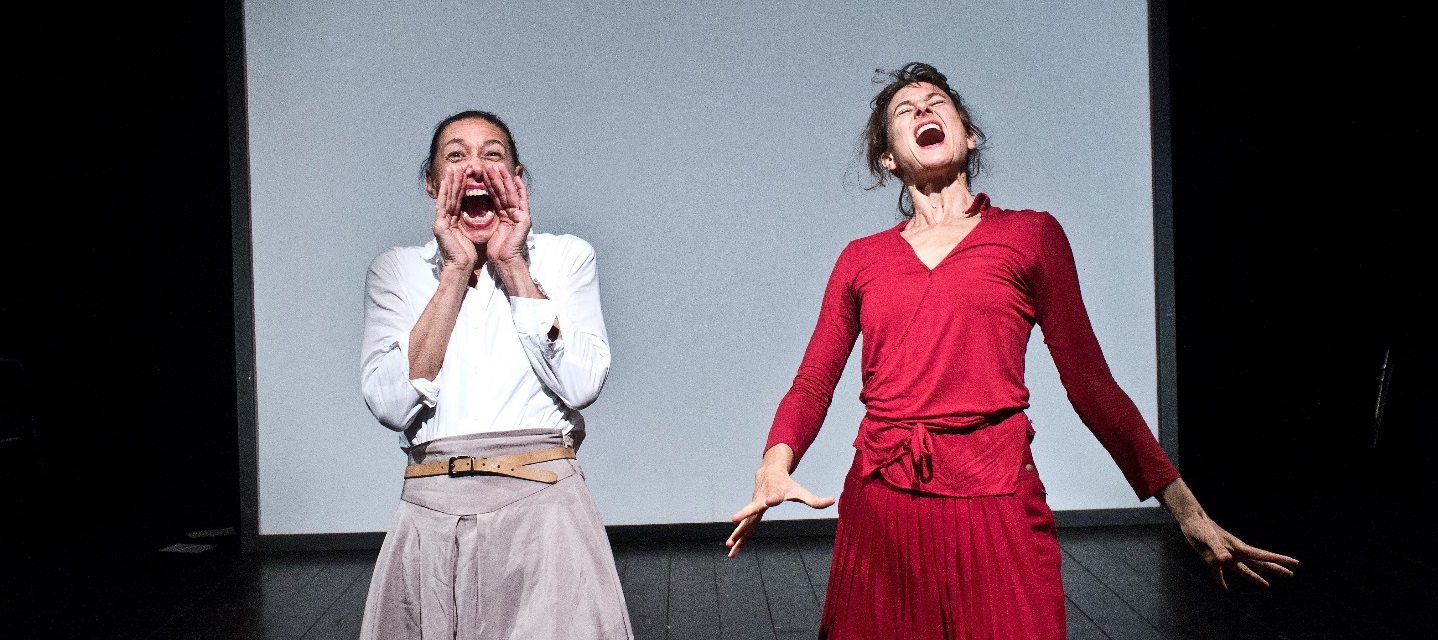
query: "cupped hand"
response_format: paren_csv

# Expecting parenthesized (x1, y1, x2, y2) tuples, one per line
(1180, 516, 1300, 590)
(481, 163, 531, 268)
(725, 464, 835, 558)
(432, 164, 478, 272)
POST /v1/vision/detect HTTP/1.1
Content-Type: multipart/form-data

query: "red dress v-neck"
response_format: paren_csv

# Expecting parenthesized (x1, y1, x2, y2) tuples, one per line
(896, 213, 980, 271)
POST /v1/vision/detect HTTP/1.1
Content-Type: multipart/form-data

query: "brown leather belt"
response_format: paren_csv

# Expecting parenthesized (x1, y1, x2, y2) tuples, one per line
(404, 446, 577, 484)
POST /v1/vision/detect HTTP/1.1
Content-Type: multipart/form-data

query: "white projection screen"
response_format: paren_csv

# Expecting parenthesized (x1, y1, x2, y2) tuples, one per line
(240, 0, 1168, 537)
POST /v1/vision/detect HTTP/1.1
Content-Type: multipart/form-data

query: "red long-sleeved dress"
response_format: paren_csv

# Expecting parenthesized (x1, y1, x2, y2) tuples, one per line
(765, 194, 1180, 639)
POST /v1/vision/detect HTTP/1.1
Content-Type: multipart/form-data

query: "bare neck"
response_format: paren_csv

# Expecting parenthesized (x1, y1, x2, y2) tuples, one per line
(906, 177, 976, 227)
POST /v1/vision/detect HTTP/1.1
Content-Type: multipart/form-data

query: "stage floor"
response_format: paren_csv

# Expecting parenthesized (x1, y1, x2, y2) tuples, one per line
(6, 523, 1425, 639)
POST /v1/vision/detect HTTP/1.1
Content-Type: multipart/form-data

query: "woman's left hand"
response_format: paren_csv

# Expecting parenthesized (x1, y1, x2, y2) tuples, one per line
(1178, 515, 1300, 590)
(482, 162, 531, 268)
(1159, 478, 1300, 590)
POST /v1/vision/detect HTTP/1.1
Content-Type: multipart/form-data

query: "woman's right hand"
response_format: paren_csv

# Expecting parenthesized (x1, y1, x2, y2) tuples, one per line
(726, 444, 836, 558)
(432, 164, 478, 273)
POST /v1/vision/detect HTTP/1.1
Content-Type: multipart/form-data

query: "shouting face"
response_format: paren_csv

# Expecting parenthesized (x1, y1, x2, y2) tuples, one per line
(881, 82, 977, 183)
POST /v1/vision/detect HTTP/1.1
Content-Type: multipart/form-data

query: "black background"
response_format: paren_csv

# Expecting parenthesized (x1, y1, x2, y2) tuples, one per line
(2, 0, 1431, 633)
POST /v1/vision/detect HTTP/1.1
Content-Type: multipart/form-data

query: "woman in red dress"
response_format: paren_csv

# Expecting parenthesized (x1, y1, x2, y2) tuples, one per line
(726, 63, 1298, 639)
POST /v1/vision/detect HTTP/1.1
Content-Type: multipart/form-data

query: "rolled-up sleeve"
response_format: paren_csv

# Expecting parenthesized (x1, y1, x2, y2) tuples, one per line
(512, 237, 611, 409)
(360, 250, 434, 431)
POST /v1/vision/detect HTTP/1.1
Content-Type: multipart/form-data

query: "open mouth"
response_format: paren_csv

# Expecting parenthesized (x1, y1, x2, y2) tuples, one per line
(915, 122, 945, 148)
(460, 187, 495, 228)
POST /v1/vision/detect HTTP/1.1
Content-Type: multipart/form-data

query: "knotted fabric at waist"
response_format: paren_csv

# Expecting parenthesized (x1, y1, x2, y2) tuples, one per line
(855, 411, 1031, 497)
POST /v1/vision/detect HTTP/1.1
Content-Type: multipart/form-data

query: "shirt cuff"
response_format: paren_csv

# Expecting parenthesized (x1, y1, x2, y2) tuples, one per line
(408, 377, 439, 408)
(509, 296, 560, 338)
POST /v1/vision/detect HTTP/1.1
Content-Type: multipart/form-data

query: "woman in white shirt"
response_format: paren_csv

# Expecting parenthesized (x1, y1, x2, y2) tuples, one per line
(358, 110, 632, 640)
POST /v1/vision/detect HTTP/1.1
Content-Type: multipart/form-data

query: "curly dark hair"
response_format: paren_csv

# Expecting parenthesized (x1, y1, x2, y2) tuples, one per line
(861, 63, 986, 217)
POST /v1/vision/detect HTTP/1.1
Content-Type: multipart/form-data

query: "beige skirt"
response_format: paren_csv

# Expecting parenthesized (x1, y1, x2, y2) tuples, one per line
(359, 429, 633, 640)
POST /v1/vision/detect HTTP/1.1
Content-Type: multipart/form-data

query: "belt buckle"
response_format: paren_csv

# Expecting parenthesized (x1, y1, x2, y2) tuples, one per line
(447, 455, 475, 477)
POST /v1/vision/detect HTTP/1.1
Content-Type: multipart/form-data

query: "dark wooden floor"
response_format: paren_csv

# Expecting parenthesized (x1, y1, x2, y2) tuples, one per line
(5, 523, 1429, 639)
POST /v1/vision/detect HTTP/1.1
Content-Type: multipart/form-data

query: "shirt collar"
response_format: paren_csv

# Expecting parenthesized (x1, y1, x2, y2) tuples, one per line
(967, 192, 992, 215)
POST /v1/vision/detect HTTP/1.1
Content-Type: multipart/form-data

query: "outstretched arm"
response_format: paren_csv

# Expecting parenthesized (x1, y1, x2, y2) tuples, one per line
(1157, 478, 1300, 589)
(1030, 214, 1297, 588)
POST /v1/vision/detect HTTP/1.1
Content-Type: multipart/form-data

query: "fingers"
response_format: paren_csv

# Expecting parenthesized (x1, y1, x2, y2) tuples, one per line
(480, 163, 501, 200)
(1240, 545, 1300, 569)
(482, 164, 515, 218)
(434, 166, 459, 226)
(726, 517, 755, 546)
(1209, 560, 1229, 591)
(449, 165, 466, 203)
(509, 172, 530, 224)
(513, 173, 529, 213)
(793, 488, 837, 510)
(725, 514, 760, 559)
(1232, 561, 1270, 588)
(726, 536, 747, 558)
(731, 499, 769, 524)
(479, 163, 529, 227)
(744, 491, 833, 514)
(1219, 545, 1297, 590)
(485, 162, 511, 200)
(434, 166, 469, 241)
(1226, 535, 1299, 582)
(1249, 559, 1296, 578)
(762, 474, 834, 510)
(1184, 527, 1231, 590)
(1233, 545, 1297, 579)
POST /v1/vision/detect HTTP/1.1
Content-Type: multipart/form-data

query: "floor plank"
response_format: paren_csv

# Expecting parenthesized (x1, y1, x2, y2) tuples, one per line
(1064, 529, 1236, 639)
(615, 542, 671, 640)
(666, 541, 722, 640)
(1060, 546, 1164, 640)
(300, 563, 374, 639)
(714, 536, 778, 640)
(793, 535, 833, 603)
(753, 537, 823, 635)
(1136, 524, 1406, 640)
(1062, 596, 1108, 640)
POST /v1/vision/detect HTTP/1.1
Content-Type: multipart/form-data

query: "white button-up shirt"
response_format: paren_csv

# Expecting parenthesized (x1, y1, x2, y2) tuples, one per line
(360, 232, 611, 448)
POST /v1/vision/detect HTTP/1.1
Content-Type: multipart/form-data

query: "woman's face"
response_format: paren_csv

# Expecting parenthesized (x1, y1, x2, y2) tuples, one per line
(427, 117, 521, 245)
(881, 82, 976, 183)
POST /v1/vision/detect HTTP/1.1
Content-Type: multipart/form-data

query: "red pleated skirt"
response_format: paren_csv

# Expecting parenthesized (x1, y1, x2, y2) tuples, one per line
(820, 446, 1064, 640)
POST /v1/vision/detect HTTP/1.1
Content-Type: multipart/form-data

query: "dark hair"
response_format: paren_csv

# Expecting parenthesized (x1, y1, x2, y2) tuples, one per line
(420, 110, 524, 192)
(861, 63, 986, 217)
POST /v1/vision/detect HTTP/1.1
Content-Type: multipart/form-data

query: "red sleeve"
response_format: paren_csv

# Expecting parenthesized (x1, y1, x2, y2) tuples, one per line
(1031, 214, 1180, 500)
(764, 245, 862, 467)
